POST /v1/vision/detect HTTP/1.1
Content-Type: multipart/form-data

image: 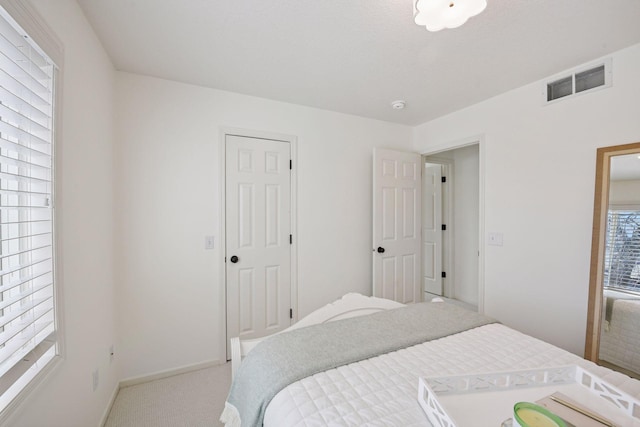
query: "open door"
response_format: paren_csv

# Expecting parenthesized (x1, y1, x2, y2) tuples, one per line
(372, 148, 422, 303)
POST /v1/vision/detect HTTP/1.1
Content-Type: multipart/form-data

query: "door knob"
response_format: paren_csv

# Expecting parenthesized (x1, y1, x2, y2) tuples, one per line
(377, 247, 385, 253)
(230, 255, 239, 263)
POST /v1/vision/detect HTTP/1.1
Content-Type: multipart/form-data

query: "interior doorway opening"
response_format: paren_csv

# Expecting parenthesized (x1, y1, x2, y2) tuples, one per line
(423, 144, 479, 310)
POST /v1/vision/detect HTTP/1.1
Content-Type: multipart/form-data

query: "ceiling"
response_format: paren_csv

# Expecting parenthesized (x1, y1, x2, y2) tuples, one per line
(611, 153, 640, 181)
(75, 0, 640, 126)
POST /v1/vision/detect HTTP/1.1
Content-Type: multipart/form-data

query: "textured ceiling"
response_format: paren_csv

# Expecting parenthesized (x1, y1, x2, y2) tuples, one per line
(611, 153, 640, 181)
(76, 0, 640, 125)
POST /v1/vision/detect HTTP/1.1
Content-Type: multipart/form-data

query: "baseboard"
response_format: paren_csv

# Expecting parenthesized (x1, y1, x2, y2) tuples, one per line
(99, 383, 120, 427)
(119, 359, 223, 388)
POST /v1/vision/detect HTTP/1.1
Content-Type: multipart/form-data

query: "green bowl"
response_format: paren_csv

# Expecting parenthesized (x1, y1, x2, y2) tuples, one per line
(513, 402, 567, 427)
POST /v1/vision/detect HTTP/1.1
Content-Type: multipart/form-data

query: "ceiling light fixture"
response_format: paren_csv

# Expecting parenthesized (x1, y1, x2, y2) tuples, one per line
(414, 0, 487, 32)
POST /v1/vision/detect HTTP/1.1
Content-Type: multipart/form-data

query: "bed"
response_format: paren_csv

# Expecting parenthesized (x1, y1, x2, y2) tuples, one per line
(221, 294, 640, 427)
(600, 295, 640, 374)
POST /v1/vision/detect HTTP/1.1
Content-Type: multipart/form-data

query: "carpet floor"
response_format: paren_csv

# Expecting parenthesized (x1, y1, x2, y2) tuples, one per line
(104, 363, 231, 427)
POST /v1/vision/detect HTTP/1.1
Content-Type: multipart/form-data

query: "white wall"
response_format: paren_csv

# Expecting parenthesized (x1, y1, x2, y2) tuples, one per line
(610, 179, 640, 205)
(413, 43, 640, 356)
(114, 72, 413, 379)
(449, 145, 480, 305)
(6, 1, 118, 426)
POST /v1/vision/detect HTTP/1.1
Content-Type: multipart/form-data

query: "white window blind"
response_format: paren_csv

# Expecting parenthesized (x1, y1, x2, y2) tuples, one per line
(604, 210, 640, 292)
(0, 6, 57, 412)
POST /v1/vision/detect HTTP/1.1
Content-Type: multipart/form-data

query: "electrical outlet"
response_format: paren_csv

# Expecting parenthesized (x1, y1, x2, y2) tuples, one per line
(92, 368, 99, 392)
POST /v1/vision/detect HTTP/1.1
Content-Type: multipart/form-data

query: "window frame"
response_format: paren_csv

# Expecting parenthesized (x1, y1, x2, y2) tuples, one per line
(0, 0, 64, 422)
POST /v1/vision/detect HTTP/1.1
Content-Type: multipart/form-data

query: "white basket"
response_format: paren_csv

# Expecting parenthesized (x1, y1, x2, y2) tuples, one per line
(417, 365, 640, 427)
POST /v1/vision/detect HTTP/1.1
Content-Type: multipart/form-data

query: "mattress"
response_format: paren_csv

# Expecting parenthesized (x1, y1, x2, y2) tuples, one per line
(264, 323, 640, 426)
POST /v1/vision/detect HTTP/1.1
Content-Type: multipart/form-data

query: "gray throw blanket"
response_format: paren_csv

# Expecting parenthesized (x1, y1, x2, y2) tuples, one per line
(224, 301, 496, 426)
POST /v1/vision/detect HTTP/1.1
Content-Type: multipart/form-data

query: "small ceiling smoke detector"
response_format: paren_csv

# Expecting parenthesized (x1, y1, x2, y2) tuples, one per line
(391, 100, 406, 110)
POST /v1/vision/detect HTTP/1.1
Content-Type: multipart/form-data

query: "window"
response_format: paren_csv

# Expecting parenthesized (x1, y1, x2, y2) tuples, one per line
(604, 210, 640, 292)
(0, 6, 58, 414)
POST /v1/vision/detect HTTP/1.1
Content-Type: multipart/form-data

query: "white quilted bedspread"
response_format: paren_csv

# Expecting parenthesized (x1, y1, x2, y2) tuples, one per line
(264, 323, 640, 426)
(600, 299, 640, 374)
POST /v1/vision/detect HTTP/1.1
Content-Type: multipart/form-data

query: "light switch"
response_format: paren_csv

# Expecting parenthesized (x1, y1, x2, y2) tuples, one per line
(205, 236, 215, 250)
(488, 232, 503, 246)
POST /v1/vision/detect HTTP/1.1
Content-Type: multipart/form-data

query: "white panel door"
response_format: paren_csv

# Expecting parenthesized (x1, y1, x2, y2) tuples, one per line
(226, 135, 291, 353)
(423, 163, 443, 295)
(372, 148, 422, 304)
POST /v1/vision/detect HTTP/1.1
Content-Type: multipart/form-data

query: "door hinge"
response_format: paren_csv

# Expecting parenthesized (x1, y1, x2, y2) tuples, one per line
(441, 224, 447, 231)
(224, 257, 226, 263)
(441, 271, 447, 278)
(290, 308, 293, 319)
(441, 176, 447, 183)
(289, 234, 293, 244)
(290, 159, 292, 170)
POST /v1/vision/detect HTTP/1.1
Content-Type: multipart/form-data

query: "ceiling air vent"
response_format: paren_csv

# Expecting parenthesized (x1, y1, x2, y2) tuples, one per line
(544, 58, 612, 103)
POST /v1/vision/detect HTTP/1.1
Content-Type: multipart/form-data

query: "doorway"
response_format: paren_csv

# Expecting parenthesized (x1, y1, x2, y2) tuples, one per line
(222, 130, 298, 359)
(423, 144, 480, 309)
(371, 142, 482, 309)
